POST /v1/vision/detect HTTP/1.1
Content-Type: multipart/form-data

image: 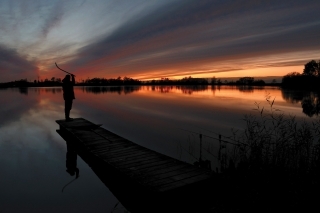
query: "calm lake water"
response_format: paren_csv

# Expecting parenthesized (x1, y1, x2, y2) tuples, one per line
(0, 85, 318, 213)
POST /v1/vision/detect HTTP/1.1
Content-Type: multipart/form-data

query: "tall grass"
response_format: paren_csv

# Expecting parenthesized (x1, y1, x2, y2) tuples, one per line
(229, 94, 320, 177)
(177, 95, 320, 211)
(212, 95, 320, 212)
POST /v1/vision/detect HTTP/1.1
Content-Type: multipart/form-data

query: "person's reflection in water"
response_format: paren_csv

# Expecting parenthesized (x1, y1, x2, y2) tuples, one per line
(66, 142, 79, 178)
(62, 142, 79, 192)
(62, 74, 75, 121)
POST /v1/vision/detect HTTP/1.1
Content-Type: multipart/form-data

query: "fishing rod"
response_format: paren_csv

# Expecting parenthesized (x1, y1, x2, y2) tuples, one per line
(61, 178, 77, 193)
(61, 169, 80, 193)
(55, 62, 76, 77)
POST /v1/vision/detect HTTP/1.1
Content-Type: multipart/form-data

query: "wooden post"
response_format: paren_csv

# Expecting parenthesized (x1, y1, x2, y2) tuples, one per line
(219, 134, 222, 172)
(199, 133, 202, 162)
(218, 134, 221, 161)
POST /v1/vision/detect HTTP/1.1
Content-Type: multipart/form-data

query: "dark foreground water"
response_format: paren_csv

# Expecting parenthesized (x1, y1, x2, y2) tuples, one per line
(0, 85, 318, 212)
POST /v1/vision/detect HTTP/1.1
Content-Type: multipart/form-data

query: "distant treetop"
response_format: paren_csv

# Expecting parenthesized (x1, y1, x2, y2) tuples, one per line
(303, 60, 320, 77)
(282, 60, 320, 89)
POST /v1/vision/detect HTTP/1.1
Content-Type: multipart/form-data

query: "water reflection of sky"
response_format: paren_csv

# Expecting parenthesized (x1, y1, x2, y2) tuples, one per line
(0, 88, 120, 213)
(0, 86, 317, 212)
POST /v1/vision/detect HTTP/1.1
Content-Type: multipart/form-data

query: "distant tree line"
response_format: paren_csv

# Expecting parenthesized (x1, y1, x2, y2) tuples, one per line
(78, 76, 141, 86)
(2, 60, 320, 88)
(0, 75, 269, 88)
(211, 76, 266, 86)
(143, 76, 209, 85)
(0, 78, 63, 88)
(0, 76, 142, 87)
(282, 60, 320, 89)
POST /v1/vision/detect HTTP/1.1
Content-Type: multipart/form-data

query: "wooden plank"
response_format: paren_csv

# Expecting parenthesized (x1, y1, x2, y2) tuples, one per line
(136, 162, 184, 173)
(86, 138, 130, 146)
(85, 141, 135, 150)
(107, 151, 159, 161)
(116, 159, 173, 172)
(149, 170, 211, 187)
(108, 151, 157, 161)
(95, 143, 143, 151)
(87, 145, 138, 154)
(82, 139, 110, 145)
(157, 174, 212, 192)
(100, 136, 131, 142)
(100, 154, 153, 165)
(83, 132, 126, 141)
(57, 119, 94, 128)
(140, 164, 195, 178)
(106, 146, 146, 154)
(82, 137, 132, 146)
(70, 132, 103, 139)
(94, 143, 142, 152)
(142, 167, 205, 184)
(111, 150, 168, 161)
(74, 136, 103, 142)
(65, 125, 102, 131)
(91, 129, 122, 137)
(106, 154, 162, 167)
(84, 138, 130, 146)
(77, 135, 105, 142)
(118, 161, 181, 173)
(93, 128, 120, 136)
(91, 148, 141, 157)
(103, 152, 156, 163)
(112, 158, 169, 170)
(128, 165, 192, 182)
(109, 154, 164, 166)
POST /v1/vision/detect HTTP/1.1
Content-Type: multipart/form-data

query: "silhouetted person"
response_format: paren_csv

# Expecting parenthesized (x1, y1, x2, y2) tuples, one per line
(66, 142, 79, 178)
(62, 74, 75, 121)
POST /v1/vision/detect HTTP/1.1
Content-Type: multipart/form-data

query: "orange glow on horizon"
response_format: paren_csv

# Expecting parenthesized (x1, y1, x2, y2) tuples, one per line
(38, 65, 303, 82)
(36, 48, 308, 81)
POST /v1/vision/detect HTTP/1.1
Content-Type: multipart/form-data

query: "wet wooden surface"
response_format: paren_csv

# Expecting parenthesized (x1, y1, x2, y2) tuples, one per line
(56, 118, 214, 193)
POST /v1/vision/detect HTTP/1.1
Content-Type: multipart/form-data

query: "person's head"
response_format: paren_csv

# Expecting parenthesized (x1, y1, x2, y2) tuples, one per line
(63, 74, 70, 82)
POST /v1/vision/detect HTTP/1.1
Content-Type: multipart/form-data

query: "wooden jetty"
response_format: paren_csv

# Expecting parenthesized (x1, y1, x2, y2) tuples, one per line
(56, 118, 216, 212)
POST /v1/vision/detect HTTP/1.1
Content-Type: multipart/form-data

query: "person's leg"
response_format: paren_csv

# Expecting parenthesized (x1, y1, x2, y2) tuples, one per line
(65, 100, 73, 120)
(69, 100, 73, 111)
(64, 101, 69, 119)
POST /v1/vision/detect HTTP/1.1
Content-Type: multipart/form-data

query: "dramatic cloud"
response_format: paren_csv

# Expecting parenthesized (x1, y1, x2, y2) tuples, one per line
(64, 0, 320, 79)
(1, 0, 320, 81)
(0, 45, 38, 81)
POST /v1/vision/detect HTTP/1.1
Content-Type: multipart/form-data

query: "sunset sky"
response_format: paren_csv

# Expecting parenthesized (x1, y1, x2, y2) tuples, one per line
(1, 0, 320, 82)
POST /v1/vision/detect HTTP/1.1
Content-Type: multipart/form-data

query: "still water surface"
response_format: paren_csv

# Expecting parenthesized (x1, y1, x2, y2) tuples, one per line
(0, 85, 318, 212)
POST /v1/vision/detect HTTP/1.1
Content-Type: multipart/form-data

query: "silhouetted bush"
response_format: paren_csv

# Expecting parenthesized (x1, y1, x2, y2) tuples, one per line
(282, 72, 320, 89)
(282, 60, 320, 89)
